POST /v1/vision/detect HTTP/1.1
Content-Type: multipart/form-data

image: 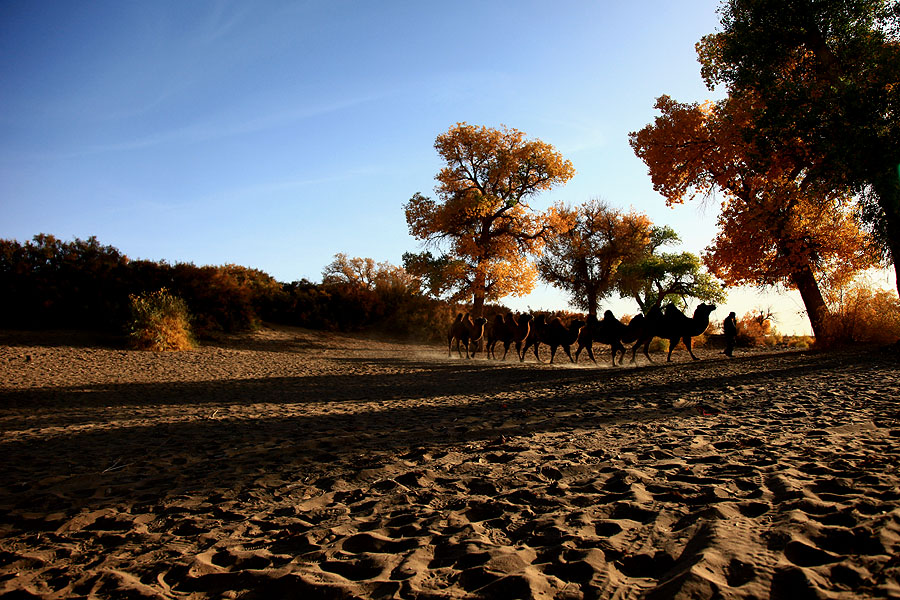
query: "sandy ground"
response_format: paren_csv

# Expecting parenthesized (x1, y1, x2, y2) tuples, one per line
(1, 325, 899, 600)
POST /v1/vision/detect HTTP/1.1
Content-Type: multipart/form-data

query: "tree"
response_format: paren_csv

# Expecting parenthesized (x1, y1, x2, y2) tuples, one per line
(698, 0, 900, 297)
(616, 226, 727, 313)
(537, 199, 651, 316)
(630, 94, 878, 338)
(404, 123, 574, 315)
(323, 252, 420, 294)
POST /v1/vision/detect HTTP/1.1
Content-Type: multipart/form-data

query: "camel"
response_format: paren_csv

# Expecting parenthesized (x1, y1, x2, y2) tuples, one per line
(447, 313, 487, 359)
(575, 311, 630, 367)
(630, 303, 716, 362)
(485, 314, 510, 359)
(509, 313, 533, 360)
(660, 303, 716, 361)
(488, 313, 532, 360)
(520, 314, 547, 362)
(526, 316, 584, 364)
(627, 305, 664, 363)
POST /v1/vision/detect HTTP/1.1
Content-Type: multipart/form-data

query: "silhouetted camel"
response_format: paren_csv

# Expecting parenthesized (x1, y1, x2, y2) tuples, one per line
(485, 314, 510, 359)
(488, 313, 532, 360)
(509, 313, 533, 361)
(448, 313, 487, 359)
(630, 303, 716, 362)
(486, 313, 527, 360)
(520, 314, 547, 362)
(661, 303, 716, 361)
(627, 305, 664, 363)
(532, 317, 584, 364)
(575, 311, 630, 366)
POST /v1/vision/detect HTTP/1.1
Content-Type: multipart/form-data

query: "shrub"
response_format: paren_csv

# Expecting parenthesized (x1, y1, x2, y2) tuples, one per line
(735, 311, 782, 348)
(128, 289, 194, 351)
(822, 281, 900, 345)
(786, 335, 814, 349)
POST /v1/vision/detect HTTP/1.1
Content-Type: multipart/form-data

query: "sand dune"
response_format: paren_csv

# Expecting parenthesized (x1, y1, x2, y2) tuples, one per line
(1, 326, 899, 599)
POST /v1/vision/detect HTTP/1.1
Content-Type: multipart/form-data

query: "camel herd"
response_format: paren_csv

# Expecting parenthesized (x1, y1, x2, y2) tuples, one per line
(448, 304, 718, 366)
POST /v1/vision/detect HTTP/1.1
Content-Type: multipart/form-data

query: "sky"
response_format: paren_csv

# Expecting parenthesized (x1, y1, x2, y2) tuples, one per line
(4, 0, 888, 335)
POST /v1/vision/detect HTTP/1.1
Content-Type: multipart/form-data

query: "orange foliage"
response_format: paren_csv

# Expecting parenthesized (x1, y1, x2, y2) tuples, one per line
(822, 280, 900, 345)
(539, 199, 652, 316)
(405, 123, 574, 311)
(735, 310, 782, 348)
(630, 95, 878, 290)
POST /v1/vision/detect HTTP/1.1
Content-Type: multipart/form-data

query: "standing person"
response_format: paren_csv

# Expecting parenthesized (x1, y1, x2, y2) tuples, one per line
(723, 311, 737, 357)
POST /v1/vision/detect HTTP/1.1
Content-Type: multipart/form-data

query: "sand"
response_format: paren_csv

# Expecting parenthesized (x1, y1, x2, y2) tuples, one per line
(1, 325, 899, 599)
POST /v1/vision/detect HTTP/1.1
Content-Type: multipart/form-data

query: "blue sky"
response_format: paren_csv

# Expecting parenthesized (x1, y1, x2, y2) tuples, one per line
(3, 0, 865, 334)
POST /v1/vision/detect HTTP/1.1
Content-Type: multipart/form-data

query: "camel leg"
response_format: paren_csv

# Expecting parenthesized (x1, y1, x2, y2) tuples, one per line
(667, 337, 678, 362)
(631, 336, 651, 364)
(520, 340, 532, 362)
(533, 342, 542, 363)
(563, 346, 574, 363)
(685, 337, 700, 360)
(549, 345, 558, 363)
(501, 342, 511, 361)
(577, 343, 596, 364)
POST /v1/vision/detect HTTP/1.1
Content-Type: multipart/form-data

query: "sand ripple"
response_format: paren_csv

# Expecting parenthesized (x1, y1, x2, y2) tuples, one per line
(1, 327, 899, 599)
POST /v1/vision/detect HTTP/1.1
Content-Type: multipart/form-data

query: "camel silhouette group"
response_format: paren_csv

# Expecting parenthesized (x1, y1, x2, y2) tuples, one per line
(448, 303, 717, 365)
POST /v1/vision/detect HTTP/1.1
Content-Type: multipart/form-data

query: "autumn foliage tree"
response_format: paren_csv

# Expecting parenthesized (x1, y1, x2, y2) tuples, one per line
(404, 123, 574, 315)
(698, 0, 900, 299)
(322, 252, 420, 294)
(630, 94, 878, 339)
(537, 199, 651, 316)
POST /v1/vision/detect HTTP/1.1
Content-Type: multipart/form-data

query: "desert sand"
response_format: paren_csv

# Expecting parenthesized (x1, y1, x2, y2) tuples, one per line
(1, 326, 899, 599)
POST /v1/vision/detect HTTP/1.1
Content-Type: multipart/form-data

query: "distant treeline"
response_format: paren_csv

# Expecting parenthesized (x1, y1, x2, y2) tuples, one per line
(0, 234, 455, 340)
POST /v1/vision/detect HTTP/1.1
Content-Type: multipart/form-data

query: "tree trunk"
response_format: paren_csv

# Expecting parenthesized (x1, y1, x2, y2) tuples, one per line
(790, 264, 830, 340)
(472, 266, 486, 318)
(586, 290, 598, 318)
(871, 166, 900, 301)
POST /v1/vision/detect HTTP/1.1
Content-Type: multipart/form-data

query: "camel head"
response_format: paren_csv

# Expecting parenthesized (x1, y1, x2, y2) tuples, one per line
(694, 303, 716, 320)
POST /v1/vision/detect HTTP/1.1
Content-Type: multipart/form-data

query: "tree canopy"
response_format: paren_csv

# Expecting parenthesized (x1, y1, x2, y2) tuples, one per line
(616, 226, 727, 313)
(537, 199, 651, 316)
(630, 93, 878, 338)
(698, 0, 900, 296)
(404, 123, 574, 314)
